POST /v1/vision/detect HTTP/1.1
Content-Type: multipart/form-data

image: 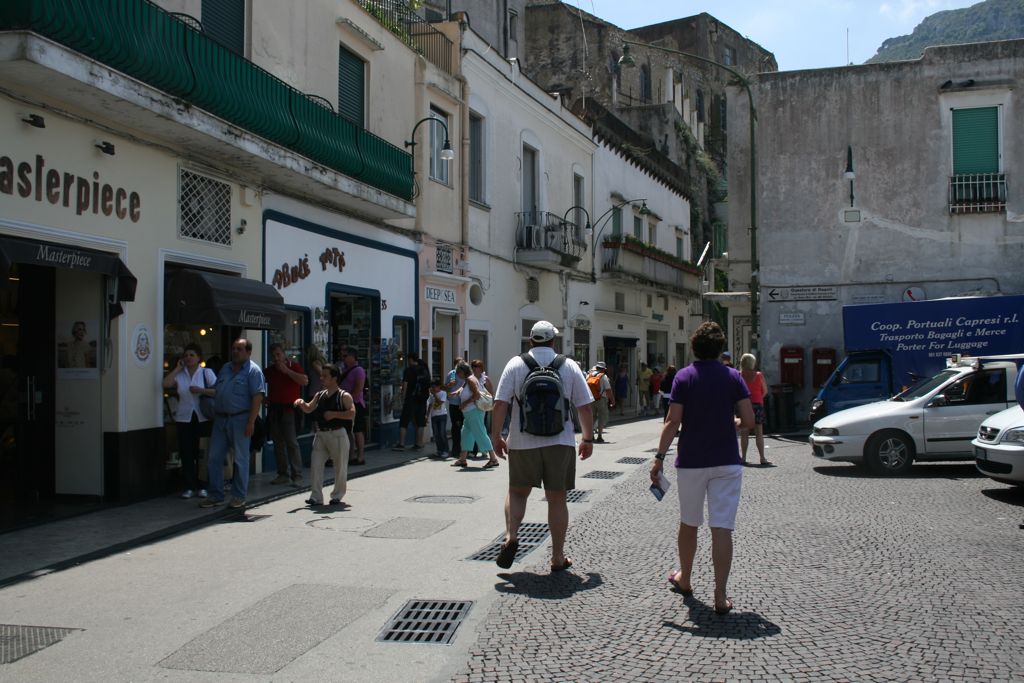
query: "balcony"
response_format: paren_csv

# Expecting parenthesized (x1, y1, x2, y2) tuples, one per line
(948, 173, 1007, 214)
(0, 0, 413, 201)
(356, 0, 453, 75)
(601, 237, 701, 296)
(515, 211, 587, 268)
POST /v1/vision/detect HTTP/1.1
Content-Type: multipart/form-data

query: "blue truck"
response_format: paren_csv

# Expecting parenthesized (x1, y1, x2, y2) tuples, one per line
(808, 295, 1024, 422)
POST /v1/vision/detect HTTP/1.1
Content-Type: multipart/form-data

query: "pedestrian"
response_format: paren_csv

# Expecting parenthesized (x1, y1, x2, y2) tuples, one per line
(162, 343, 214, 499)
(294, 363, 354, 506)
(305, 344, 327, 395)
(264, 343, 309, 486)
(649, 366, 663, 412)
(200, 338, 266, 509)
(490, 320, 595, 572)
(340, 349, 367, 465)
(638, 362, 653, 415)
(739, 353, 772, 467)
(450, 361, 500, 468)
(394, 353, 429, 451)
(720, 351, 733, 368)
(615, 364, 630, 416)
(470, 359, 495, 458)
(650, 322, 754, 615)
(427, 378, 449, 458)
(446, 357, 466, 456)
(586, 361, 613, 442)
(660, 365, 677, 421)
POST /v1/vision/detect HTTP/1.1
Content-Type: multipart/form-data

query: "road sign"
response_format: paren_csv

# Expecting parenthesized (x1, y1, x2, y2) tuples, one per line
(779, 312, 805, 325)
(766, 286, 838, 302)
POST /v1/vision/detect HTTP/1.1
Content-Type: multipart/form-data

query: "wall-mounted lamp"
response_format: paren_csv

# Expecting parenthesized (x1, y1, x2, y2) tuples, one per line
(236, 218, 247, 235)
(22, 113, 45, 128)
(844, 145, 855, 207)
(95, 141, 116, 156)
(405, 117, 454, 161)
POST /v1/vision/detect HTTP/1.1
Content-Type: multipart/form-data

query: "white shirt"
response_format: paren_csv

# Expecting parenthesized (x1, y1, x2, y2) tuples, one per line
(495, 347, 593, 450)
(428, 389, 449, 417)
(172, 366, 216, 423)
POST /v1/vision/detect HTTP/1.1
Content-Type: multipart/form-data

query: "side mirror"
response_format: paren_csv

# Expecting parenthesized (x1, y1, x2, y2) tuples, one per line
(928, 395, 948, 408)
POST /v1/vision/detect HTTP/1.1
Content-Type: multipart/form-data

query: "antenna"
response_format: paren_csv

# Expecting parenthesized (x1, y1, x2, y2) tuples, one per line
(846, 28, 850, 65)
(696, 241, 712, 269)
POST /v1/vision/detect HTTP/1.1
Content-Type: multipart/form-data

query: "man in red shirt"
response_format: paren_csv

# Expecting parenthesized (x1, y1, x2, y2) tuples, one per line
(265, 343, 309, 485)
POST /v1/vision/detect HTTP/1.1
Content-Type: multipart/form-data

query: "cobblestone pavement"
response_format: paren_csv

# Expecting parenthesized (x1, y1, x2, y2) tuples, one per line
(452, 435, 1024, 683)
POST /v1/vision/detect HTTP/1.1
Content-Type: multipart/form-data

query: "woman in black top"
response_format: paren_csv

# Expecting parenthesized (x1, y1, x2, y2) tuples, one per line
(294, 364, 355, 506)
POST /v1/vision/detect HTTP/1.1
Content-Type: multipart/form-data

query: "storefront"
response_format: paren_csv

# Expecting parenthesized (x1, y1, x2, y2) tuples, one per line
(263, 206, 418, 447)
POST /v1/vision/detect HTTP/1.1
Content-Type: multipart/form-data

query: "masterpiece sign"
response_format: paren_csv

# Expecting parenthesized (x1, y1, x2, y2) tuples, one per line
(0, 153, 141, 222)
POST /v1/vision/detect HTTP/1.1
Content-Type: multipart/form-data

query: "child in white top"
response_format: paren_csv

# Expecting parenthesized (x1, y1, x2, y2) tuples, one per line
(427, 379, 450, 458)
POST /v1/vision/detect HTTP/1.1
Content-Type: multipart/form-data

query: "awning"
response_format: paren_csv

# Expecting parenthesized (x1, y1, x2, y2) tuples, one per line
(0, 234, 137, 309)
(603, 336, 638, 347)
(165, 268, 286, 330)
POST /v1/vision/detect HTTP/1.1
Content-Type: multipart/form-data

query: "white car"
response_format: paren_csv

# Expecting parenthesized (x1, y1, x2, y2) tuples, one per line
(810, 358, 1018, 475)
(971, 405, 1024, 486)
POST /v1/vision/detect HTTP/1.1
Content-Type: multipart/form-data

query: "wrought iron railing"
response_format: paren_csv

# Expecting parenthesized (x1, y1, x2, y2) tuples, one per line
(948, 173, 1007, 214)
(356, 0, 453, 75)
(0, 0, 413, 199)
(515, 211, 587, 262)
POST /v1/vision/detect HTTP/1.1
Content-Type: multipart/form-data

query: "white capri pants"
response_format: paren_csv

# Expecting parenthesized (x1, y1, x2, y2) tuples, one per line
(674, 464, 743, 529)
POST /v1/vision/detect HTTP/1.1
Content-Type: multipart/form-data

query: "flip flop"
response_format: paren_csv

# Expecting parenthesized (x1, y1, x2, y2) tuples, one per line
(495, 539, 519, 569)
(759, 461, 775, 467)
(482, 460, 500, 469)
(551, 558, 573, 572)
(666, 571, 693, 596)
(714, 598, 734, 615)
(450, 460, 468, 467)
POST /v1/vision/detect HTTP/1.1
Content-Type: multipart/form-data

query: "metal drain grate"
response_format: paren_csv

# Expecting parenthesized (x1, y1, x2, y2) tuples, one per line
(582, 470, 624, 479)
(407, 495, 477, 504)
(467, 522, 550, 562)
(616, 456, 649, 465)
(565, 489, 592, 503)
(377, 600, 472, 644)
(1, 624, 80, 664)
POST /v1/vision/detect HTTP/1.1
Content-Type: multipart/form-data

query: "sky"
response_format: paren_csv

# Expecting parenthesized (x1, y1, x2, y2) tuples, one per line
(568, 0, 983, 71)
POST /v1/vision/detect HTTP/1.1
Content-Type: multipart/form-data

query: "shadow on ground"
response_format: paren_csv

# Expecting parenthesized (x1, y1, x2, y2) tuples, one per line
(813, 463, 983, 480)
(981, 486, 1024, 507)
(495, 571, 603, 599)
(662, 595, 781, 640)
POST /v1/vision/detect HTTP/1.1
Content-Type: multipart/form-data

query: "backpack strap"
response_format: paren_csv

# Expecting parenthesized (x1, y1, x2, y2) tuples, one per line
(519, 352, 540, 371)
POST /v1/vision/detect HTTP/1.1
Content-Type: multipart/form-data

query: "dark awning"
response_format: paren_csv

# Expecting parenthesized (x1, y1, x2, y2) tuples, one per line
(0, 234, 138, 304)
(165, 269, 285, 331)
(603, 336, 639, 347)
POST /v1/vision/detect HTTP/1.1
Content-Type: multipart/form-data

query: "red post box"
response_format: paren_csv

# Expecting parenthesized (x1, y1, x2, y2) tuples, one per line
(812, 348, 837, 388)
(779, 345, 804, 388)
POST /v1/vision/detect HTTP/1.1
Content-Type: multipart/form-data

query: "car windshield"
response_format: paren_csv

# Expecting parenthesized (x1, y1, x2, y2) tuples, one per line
(891, 369, 960, 401)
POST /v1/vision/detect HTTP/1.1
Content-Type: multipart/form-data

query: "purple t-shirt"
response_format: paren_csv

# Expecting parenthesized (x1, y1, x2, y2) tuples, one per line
(339, 363, 366, 407)
(670, 360, 750, 469)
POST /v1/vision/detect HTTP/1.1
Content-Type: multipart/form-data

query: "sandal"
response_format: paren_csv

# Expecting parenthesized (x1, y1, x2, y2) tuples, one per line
(714, 598, 734, 615)
(551, 558, 573, 572)
(495, 539, 519, 569)
(666, 571, 693, 596)
(450, 460, 468, 467)
(482, 460, 500, 469)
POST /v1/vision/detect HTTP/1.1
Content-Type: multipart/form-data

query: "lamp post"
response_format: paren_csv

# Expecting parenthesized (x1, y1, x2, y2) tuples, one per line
(620, 41, 759, 354)
(585, 197, 648, 282)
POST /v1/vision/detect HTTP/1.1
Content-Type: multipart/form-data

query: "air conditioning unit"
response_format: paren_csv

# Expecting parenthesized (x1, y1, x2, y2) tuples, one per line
(521, 224, 543, 249)
(545, 229, 560, 249)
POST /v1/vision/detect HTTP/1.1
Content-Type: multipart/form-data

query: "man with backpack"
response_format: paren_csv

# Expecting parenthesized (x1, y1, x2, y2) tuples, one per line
(490, 321, 595, 572)
(586, 361, 614, 443)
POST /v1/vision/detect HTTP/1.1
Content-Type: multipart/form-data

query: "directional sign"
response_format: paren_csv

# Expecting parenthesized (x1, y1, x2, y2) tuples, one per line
(766, 286, 838, 302)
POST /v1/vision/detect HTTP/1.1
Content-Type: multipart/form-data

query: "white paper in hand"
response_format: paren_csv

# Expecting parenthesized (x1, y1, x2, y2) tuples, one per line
(649, 469, 672, 501)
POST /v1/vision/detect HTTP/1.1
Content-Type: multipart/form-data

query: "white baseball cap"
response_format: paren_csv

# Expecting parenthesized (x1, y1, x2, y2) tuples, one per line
(530, 320, 558, 342)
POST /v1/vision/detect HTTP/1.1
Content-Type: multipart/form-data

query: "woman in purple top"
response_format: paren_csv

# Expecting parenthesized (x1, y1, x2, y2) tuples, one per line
(650, 322, 754, 615)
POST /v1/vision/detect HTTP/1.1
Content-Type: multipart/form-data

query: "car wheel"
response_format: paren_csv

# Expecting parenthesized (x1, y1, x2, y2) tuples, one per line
(865, 431, 914, 475)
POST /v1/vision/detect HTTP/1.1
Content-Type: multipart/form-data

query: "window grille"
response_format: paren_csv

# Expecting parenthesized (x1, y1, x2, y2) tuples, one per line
(526, 277, 539, 303)
(435, 244, 453, 274)
(948, 173, 1006, 214)
(179, 169, 231, 245)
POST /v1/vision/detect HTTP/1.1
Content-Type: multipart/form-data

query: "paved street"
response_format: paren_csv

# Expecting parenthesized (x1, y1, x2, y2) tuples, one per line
(1, 418, 1022, 682)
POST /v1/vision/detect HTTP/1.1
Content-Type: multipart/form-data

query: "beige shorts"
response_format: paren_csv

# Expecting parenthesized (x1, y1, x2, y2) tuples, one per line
(508, 445, 576, 491)
(675, 465, 743, 529)
(594, 397, 610, 427)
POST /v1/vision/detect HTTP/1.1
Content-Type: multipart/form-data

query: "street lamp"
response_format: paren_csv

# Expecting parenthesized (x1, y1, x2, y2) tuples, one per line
(619, 41, 760, 354)
(586, 197, 649, 282)
(844, 145, 856, 207)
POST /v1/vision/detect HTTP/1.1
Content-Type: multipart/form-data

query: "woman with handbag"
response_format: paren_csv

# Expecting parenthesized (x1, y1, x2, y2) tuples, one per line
(451, 361, 500, 469)
(162, 343, 216, 499)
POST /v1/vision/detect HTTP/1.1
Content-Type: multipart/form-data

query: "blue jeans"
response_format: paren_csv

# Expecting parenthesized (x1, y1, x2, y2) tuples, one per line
(431, 414, 449, 454)
(207, 414, 252, 502)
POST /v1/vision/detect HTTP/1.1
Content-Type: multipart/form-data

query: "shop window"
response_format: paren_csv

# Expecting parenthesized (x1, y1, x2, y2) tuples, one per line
(178, 169, 231, 245)
(163, 323, 229, 438)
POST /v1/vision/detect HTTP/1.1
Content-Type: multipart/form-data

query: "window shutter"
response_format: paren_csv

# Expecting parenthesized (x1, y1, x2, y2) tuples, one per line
(952, 107, 998, 174)
(611, 207, 622, 236)
(337, 45, 365, 126)
(202, 0, 245, 56)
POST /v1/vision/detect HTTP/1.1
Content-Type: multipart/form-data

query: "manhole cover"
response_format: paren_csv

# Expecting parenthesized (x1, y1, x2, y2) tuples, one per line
(362, 517, 454, 539)
(616, 456, 649, 465)
(544, 489, 592, 503)
(378, 599, 472, 644)
(407, 495, 477, 504)
(0, 624, 80, 664)
(306, 516, 375, 532)
(468, 522, 549, 562)
(582, 470, 624, 479)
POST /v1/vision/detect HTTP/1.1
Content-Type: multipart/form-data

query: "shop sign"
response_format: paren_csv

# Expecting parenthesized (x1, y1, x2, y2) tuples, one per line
(779, 312, 805, 325)
(271, 255, 311, 290)
(425, 285, 456, 304)
(651, 312, 664, 321)
(0, 154, 141, 222)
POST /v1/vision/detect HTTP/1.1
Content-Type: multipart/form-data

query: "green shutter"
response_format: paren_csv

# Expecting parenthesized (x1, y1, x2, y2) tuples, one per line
(202, 0, 245, 56)
(337, 45, 365, 126)
(611, 207, 622, 236)
(953, 107, 999, 174)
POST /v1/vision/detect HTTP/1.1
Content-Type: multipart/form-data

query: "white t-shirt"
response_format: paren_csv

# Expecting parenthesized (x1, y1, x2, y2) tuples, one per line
(428, 389, 449, 417)
(495, 347, 593, 450)
(172, 366, 216, 423)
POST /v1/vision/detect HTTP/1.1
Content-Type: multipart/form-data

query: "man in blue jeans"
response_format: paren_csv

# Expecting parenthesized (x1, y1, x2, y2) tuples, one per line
(200, 338, 266, 510)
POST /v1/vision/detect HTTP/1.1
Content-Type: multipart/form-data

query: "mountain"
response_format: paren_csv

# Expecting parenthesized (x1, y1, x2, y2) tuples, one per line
(866, 0, 1024, 63)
